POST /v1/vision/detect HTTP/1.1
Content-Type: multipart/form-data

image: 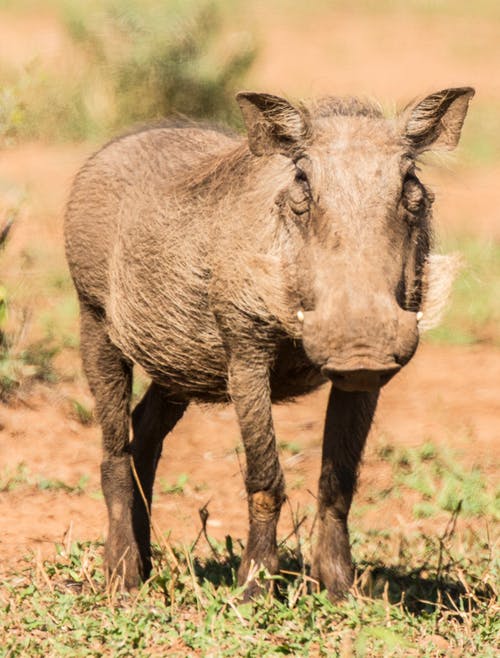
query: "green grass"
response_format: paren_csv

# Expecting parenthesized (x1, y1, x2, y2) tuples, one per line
(70, 398, 94, 425)
(0, 519, 497, 657)
(0, 463, 89, 495)
(37, 474, 89, 495)
(0, 462, 30, 492)
(278, 441, 302, 456)
(374, 440, 500, 522)
(159, 473, 190, 496)
(0, 336, 60, 398)
(132, 368, 150, 404)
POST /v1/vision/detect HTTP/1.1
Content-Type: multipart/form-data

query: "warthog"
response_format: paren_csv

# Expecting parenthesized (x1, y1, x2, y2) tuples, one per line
(65, 87, 473, 598)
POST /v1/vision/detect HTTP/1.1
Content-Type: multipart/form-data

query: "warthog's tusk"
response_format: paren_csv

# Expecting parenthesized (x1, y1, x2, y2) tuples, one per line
(416, 311, 423, 321)
(297, 309, 305, 322)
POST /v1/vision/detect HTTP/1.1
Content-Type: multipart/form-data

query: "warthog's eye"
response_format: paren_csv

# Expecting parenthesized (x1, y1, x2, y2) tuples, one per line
(287, 168, 311, 216)
(402, 174, 428, 218)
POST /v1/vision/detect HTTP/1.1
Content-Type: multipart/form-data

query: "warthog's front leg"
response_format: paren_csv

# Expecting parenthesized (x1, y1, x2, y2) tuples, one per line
(312, 388, 378, 599)
(228, 351, 285, 595)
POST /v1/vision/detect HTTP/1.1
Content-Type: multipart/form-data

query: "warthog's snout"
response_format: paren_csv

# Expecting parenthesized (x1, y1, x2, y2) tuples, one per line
(321, 359, 401, 392)
(302, 302, 419, 392)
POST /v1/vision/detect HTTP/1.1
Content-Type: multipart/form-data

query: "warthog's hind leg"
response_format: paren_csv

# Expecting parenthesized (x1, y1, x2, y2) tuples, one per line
(79, 301, 140, 589)
(312, 388, 379, 599)
(131, 383, 187, 578)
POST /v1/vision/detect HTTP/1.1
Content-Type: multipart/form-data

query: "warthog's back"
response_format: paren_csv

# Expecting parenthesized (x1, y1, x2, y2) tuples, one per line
(65, 124, 237, 305)
(65, 124, 241, 401)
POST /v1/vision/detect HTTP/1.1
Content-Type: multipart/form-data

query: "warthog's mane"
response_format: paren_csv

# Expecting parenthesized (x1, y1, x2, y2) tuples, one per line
(307, 96, 384, 119)
(106, 116, 239, 149)
(175, 96, 387, 198)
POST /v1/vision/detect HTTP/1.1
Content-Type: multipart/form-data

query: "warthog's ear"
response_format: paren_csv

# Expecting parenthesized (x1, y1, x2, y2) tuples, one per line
(404, 87, 475, 152)
(236, 91, 310, 157)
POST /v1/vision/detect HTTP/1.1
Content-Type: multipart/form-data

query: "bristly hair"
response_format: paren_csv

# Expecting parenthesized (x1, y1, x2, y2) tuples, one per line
(309, 96, 384, 119)
(84, 116, 240, 171)
(180, 141, 251, 197)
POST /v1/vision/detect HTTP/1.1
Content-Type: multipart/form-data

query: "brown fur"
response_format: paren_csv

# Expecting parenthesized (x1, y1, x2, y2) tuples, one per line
(64, 87, 473, 598)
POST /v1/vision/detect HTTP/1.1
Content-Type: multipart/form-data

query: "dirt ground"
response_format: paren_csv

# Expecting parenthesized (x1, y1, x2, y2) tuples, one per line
(0, 4, 499, 578)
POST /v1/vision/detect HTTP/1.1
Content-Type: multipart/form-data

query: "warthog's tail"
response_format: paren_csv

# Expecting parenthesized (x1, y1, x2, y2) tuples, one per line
(419, 252, 462, 332)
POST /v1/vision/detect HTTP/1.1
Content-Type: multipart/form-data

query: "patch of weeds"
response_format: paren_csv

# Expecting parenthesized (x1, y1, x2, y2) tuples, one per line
(0, 462, 30, 492)
(0, 213, 26, 397)
(353, 511, 498, 627)
(70, 398, 93, 425)
(0, 338, 59, 398)
(159, 473, 189, 495)
(37, 474, 89, 495)
(0, 61, 98, 142)
(279, 440, 302, 455)
(0, 355, 30, 399)
(0, 335, 61, 399)
(0, 463, 89, 496)
(0, 213, 62, 398)
(18, 340, 59, 383)
(378, 440, 499, 521)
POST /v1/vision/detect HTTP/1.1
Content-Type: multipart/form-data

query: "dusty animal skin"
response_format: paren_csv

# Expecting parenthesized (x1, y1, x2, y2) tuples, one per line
(64, 87, 474, 598)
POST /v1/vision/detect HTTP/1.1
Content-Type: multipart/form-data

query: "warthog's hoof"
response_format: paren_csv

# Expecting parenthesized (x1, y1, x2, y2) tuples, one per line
(311, 555, 354, 601)
(104, 538, 144, 591)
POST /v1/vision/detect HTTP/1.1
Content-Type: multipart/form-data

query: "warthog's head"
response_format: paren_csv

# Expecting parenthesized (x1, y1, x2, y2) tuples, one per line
(237, 87, 473, 391)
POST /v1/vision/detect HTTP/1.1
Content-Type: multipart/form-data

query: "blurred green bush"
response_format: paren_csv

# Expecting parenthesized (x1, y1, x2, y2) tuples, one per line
(0, 0, 256, 142)
(0, 214, 60, 399)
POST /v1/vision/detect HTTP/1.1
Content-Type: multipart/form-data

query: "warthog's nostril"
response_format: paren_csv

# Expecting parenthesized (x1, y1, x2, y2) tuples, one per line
(321, 362, 401, 392)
